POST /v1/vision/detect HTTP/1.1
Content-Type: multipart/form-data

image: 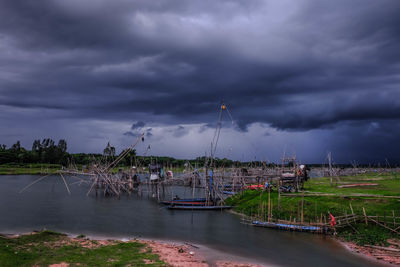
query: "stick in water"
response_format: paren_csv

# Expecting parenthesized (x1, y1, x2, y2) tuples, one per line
(59, 173, 71, 195)
(19, 174, 51, 193)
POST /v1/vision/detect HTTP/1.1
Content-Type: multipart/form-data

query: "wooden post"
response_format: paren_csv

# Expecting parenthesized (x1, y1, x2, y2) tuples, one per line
(271, 200, 273, 222)
(328, 152, 333, 187)
(393, 210, 396, 228)
(268, 186, 271, 222)
(384, 211, 386, 226)
(363, 207, 368, 225)
(349, 203, 356, 223)
(301, 191, 304, 224)
(278, 181, 281, 210)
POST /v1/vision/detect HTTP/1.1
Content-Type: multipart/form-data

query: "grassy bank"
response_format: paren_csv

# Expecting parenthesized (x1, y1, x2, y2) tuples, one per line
(226, 172, 400, 245)
(0, 163, 62, 175)
(0, 230, 165, 267)
(0, 163, 188, 175)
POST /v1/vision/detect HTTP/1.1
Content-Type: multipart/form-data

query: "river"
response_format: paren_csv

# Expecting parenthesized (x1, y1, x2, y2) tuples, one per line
(0, 175, 384, 267)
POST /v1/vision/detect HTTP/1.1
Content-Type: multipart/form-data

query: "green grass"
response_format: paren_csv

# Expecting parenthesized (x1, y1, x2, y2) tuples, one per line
(226, 172, 400, 245)
(0, 230, 166, 267)
(338, 224, 397, 246)
(0, 164, 62, 175)
(305, 172, 400, 196)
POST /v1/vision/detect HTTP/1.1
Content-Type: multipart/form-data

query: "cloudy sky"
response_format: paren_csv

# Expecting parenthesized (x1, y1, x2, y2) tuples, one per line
(1, 0, 400, 164)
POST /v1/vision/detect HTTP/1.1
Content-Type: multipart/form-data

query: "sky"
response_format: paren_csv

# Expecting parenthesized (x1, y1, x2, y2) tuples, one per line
(1, 0, 400, 164)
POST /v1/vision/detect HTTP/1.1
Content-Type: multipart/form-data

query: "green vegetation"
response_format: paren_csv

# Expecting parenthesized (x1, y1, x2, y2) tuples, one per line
(340, 224, 396, 246)
(0, 163, 62, 175)
(0, 139, 246, 174)
(0, 230, 166, 267)
(226, 172, 400, 245)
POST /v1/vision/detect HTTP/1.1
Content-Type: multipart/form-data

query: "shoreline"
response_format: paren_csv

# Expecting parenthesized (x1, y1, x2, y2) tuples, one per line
(338, 239, 400, 266)
(1, 230, 269, 267)
(228, 209, 400, 266)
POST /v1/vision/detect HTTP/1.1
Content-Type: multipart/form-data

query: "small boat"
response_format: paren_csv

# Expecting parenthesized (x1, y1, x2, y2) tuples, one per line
(168, 205, 232, 210)
(160, 201, 213, 206)
(252, 220, 326, 233)
(168, 198, 208, 202)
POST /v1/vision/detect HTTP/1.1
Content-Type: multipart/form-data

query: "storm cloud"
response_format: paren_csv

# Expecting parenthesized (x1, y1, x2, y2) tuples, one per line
(1, 0, 400, 163)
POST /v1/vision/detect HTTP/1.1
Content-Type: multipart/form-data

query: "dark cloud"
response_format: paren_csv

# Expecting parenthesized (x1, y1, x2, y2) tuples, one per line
(124, 126, 152, 138)
(123, 131, 136, 137)
(131, 121, 146, 130)
(171, 126, 189, 138)
(0, 0, 400, 162)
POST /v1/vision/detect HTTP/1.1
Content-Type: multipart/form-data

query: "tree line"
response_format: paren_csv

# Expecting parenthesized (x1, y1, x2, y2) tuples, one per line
(0, 139, 242, 168)
(0, 139, 69, 165)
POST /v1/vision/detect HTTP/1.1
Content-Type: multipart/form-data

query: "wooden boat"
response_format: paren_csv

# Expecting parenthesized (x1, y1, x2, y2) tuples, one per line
(252, 220, 326, 233)
(168, 198, 207, 202)
(160, 201, 213, 206)
(168, 205, 232, 210)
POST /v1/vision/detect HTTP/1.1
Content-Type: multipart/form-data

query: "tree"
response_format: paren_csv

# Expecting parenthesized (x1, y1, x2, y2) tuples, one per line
(11, 141, 21, 152)
(32, 140, 41, 152)
(58, 139, 67, 153)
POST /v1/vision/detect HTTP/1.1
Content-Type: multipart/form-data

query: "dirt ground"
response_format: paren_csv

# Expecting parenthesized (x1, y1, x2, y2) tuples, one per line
(141, 240, 266, 267)
(343, 240, 400, 266)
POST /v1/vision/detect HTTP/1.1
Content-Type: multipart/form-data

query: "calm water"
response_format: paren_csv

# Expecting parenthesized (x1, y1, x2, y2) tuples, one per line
(0, 175, 383, 267)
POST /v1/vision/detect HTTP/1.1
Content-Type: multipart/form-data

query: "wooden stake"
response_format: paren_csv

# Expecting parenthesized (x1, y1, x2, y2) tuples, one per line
(59, 173, 71, 195)
(301, 191, 304, 224)
(19, 174, 51, 193)
(268, 186, 271, 222)
(363, 207, 368, 225)
(393, 210, 396, 228)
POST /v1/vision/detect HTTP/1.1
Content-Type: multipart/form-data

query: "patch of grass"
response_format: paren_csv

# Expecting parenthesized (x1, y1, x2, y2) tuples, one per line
(0, 164, 62, 175)
(338, 224, 396, 246)
(0, 231, 166, 267)
(305, 173, 400, 196)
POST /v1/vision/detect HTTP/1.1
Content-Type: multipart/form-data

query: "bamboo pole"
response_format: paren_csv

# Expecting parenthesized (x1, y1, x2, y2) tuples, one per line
(19, 174, 51, 193)
(363, 207, 368, 225)
(59, 173, 71, 195)
(301, 191, 304, 224)
(268, 186, 271, 222)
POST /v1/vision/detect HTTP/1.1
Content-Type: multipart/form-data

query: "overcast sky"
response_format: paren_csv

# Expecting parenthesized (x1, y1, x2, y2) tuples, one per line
(1, 0, 400, 164)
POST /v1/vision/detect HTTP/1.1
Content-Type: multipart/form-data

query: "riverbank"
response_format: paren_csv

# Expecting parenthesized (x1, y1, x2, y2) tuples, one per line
(225, 172, 400, 266)
(0, 164, 61, 175)
(0, 230, 266, 267)
(341, 239, 400, 266)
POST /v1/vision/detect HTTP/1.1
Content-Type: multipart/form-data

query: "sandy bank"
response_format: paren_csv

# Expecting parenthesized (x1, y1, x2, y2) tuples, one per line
(141, 239, 267, 267)
(339, 239, 400, 266)
(2, 231, 268, 267)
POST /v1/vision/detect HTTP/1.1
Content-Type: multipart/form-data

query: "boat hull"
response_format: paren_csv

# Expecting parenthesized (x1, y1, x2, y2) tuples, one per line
(167, 205, 232, 210)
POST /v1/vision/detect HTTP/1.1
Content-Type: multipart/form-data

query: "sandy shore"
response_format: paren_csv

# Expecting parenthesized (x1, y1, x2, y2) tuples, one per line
(339, 239, 400, 266)
(141, 239, 267, 267)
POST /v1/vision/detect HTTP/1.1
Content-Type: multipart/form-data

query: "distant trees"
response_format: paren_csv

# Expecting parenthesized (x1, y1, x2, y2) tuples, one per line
(0, 139, 68, 165)
(1, 139, 245, 168)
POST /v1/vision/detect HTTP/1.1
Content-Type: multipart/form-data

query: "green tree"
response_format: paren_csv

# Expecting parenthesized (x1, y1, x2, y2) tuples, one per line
(10, 141, 21, 152)
(57, 139, 67, 153)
